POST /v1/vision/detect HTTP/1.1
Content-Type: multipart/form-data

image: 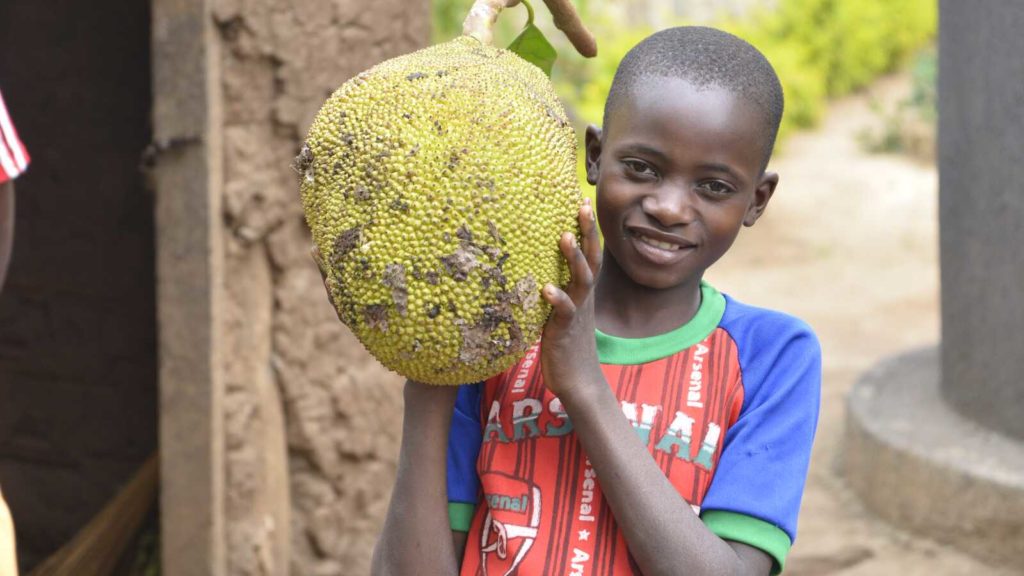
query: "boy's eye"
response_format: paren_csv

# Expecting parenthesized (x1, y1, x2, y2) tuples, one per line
(697, 180, 735, 196)
(622, 159, 657, 178)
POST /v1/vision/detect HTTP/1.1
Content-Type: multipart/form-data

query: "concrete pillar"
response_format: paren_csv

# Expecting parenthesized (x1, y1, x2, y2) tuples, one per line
(841, 1, 1024, 567)
(938, 0, 1024, 440)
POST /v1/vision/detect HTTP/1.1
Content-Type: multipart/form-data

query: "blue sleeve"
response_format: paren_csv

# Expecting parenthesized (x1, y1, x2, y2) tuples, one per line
(704, 304, 821, 551)
(446, 382, 482, 505)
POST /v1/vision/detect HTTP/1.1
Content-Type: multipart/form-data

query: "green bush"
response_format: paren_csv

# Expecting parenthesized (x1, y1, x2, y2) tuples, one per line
(703, 0, 936, 148)
(431, 0, 936, 174)
(856, 48, 937, 158)
(550, 0, 937, 148)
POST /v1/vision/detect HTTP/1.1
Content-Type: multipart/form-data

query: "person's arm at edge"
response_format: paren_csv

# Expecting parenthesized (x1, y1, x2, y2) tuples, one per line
(0, 485, 18, 576)
(371, 380, 461, 576)
(0, 180, 14, 291)
(539, 202, 773, 576)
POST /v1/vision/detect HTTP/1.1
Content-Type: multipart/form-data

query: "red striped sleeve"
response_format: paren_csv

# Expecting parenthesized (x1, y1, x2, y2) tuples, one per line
(0, 89, 30, 183)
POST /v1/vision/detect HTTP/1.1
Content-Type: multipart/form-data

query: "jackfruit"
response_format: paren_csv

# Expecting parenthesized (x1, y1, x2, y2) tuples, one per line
(298, 35, 580, 386)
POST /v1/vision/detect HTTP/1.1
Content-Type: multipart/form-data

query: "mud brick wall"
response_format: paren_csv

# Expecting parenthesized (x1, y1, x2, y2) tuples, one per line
(209, 0, 429, 573)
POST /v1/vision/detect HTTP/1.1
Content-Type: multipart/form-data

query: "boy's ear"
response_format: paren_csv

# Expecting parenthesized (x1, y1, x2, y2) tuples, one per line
(584, 124, 602, 185)
(744, 171, 778, 227)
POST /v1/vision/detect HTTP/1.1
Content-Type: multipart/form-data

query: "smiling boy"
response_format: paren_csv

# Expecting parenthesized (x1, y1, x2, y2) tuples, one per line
(368, 26, 820, 576)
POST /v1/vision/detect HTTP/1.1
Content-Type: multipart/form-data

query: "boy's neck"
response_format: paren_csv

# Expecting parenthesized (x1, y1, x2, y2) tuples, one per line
(593, 258, 704, 339)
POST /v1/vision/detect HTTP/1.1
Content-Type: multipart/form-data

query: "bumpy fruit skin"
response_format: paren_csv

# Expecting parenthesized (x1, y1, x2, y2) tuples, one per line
(299, 36, 581, 386)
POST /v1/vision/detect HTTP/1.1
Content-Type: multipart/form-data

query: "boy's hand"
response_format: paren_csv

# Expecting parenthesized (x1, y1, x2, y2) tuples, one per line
(540, 198, 603, 398)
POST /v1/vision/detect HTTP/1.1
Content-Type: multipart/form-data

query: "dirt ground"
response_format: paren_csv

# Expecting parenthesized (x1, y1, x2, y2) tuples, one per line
(704, 74, 1017, 576)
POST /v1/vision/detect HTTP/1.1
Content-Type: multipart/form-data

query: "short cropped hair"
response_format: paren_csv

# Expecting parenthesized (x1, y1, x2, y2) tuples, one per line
(604, 26, 784, 169)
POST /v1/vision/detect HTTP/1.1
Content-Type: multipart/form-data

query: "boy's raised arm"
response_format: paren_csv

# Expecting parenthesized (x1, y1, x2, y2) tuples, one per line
(539, 202, 776, 576)
(370, 380, 461, 576)
(310, 248, 461, 575)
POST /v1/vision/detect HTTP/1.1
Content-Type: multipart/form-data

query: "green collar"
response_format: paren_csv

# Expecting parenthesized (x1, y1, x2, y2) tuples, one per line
(595, 282, 725, 365)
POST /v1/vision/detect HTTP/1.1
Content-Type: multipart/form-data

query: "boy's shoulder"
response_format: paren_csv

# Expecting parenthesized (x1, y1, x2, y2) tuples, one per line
(716, 291, 821, 395)
(717, 291, 818, 348)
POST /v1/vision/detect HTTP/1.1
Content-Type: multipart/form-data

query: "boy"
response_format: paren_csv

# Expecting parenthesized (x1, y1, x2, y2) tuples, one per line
(0, 85, 30, 576)
(368, 26, 820, 576)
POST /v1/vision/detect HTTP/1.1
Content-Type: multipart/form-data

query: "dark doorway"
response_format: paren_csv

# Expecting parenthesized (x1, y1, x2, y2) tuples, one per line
(0, 0, 156, 570)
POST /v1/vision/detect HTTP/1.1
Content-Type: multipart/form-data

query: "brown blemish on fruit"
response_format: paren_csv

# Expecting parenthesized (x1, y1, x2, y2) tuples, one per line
(292, 144, 314, 181)
(382, 264, 408, 315)
(331, 227, 361, 267)
(440, 245, 483, 281)
(485, 265, 507, 288)
(482, 245, 502, 261)
(455, 298, 525, 364)
(514, 275, 539, 310)
(363, 304, 389, 332)
(487, 221, 504, 245)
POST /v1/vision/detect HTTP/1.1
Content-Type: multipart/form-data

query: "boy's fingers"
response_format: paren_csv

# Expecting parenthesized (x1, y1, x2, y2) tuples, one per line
(560, 232, 593, 304)
(542, 283, 577, 324)
(579, 199, 602, 276)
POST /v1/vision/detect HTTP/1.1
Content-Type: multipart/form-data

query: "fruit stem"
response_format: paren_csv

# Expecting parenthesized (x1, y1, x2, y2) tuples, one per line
(462, 0, 596, 58)
(462, 0, 509, 47)
(521, 0, 535, 27)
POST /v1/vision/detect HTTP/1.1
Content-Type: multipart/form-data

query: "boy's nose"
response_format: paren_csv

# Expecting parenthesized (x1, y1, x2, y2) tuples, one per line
(641, 185, 698, 228)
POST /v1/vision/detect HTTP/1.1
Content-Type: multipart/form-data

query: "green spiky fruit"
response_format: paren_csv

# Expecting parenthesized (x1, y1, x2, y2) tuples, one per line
(298, 36, 580, 386)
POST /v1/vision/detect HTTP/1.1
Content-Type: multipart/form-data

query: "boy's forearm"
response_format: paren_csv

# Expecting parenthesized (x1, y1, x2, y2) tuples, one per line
(558, 378, 771, 576)
(371, 380, 461, 576)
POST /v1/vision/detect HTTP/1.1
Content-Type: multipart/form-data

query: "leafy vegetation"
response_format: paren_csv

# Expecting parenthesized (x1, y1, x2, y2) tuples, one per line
(857, 48, 937, 159)
(432, 0, 937, 174)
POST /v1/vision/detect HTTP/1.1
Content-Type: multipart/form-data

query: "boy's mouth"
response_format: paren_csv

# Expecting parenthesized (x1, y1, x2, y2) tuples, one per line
(635, 233, 681, 251)
(627, 228, 696, 265)
(628, 228, 694, 251)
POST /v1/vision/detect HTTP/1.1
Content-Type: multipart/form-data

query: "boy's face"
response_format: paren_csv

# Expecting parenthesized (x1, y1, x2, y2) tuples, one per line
(586, 77, 777, 291)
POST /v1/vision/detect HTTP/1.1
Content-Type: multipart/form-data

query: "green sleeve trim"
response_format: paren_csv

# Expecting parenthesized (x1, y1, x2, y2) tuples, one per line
(702, 510, 792, 575)
(448, 502, 475, 532)
(595, 281, 725, 364)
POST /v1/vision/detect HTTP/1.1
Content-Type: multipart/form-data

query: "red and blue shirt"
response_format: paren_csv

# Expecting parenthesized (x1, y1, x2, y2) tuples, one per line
(446, 283, 820, 575)
(0, 89, 29, 183)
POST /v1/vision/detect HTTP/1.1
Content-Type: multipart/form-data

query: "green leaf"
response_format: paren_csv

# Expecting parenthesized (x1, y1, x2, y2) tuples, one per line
(508, 23, 557, 77)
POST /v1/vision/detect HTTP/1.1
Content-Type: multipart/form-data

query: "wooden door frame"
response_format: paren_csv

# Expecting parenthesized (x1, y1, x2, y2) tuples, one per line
(152, 0, 225, 573)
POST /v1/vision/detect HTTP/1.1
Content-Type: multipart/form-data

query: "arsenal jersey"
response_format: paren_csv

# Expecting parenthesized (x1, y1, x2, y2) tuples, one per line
(447, 283, 820, 575)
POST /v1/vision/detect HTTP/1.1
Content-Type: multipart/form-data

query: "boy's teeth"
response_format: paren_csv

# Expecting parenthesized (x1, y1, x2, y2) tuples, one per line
(638, 234, 678, 250)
